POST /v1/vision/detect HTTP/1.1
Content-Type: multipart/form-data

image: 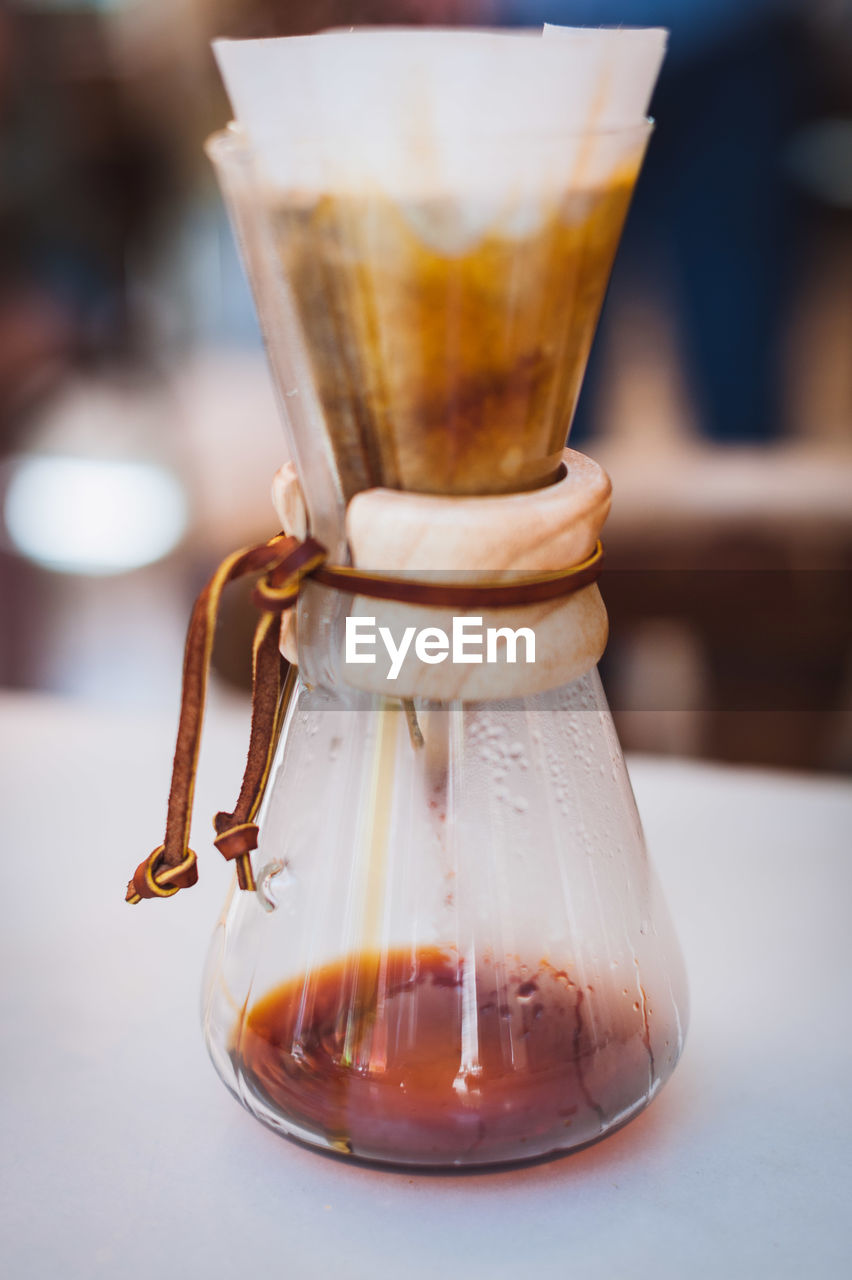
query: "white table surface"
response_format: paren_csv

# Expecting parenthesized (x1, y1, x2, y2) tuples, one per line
(1, 691, 850, 1279)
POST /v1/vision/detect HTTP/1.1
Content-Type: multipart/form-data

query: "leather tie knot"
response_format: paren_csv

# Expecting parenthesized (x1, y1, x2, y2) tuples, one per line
(213, 812, 260, 893)
(213, 821, 259, 861)
(126, 845, 199, 904)
(252, 536, 327, 613)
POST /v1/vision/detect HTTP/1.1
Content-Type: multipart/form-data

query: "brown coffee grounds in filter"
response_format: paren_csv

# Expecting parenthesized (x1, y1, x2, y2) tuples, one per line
(271, 177, 635, 500)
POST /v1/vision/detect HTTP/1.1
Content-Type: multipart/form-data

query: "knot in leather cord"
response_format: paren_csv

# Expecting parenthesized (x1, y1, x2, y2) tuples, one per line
(213, 819, 259, 860)
(213, 816, 260, 891)
(252, 537, 327, 613)
(127, 845, 199, 903)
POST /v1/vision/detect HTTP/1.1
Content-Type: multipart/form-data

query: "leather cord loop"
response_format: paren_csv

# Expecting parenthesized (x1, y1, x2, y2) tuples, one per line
(313, 539, 604, 607)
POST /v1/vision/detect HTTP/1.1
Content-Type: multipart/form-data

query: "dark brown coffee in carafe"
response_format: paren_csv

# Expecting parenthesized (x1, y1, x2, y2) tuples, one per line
(232, 945, 664, 1166)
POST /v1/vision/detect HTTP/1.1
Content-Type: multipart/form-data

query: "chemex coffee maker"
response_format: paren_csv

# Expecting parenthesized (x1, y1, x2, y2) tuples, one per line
(127, 27, 688, 1168)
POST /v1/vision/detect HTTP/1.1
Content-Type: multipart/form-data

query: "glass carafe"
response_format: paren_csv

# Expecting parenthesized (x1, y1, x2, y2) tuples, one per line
(200, 116, 688, 1167)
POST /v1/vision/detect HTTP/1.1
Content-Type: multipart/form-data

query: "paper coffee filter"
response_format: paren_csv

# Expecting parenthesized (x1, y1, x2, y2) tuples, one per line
(213, 27, 666, 200)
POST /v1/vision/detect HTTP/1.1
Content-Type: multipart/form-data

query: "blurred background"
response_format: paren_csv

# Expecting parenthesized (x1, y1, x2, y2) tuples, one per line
(0, 0, 850, 771)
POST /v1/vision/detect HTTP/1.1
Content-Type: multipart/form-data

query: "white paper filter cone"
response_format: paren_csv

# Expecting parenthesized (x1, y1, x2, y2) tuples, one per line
(213, 27, 667, 203)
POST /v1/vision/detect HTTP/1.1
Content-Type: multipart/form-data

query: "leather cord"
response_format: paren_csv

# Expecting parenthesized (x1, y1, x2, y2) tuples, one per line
(126, 534, 307, 904)
(126, 530, 603, 903)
